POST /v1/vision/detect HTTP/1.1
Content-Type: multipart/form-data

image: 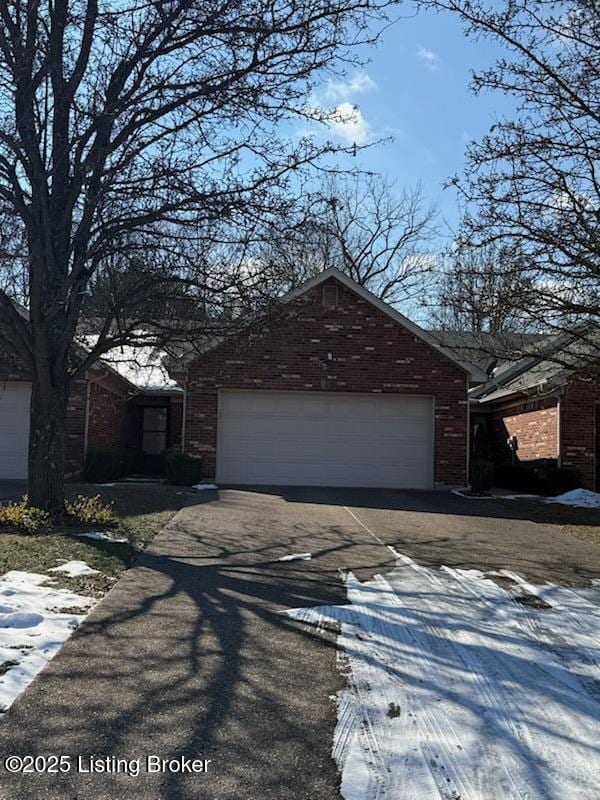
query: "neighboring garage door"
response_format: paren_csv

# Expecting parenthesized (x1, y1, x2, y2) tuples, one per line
(0, 382, 31, 479)
(216, 390, 434, 488)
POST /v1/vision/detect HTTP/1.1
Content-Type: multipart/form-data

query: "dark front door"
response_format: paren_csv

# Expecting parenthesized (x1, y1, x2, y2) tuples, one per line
(142, 406, 168, 473)
(594, 403, 600, 492)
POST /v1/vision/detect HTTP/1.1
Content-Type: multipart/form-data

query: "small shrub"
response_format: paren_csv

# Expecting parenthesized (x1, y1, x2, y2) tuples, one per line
(165, 453, 203, 486)
(470, 459, 494, 493)
(65, 494, 116, 526)
(83, 448, 138, 483)
(494, 463, 541, 491)
(0, 496, 50, 533)
(544, 467, 583, 496)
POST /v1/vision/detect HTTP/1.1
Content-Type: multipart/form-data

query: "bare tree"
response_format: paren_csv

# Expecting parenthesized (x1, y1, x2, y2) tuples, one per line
(413, 0, 600, 368)
(428, 243, 535, 333)
(254, 174, 439, 306)
(0, 0, 393, 514)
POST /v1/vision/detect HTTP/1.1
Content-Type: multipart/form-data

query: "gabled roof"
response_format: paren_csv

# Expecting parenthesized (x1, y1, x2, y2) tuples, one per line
(280, 268, 487, 381)
(169, 267, 487, 381)
(429, 330, 549, 376)
(471, 330, 599, 404)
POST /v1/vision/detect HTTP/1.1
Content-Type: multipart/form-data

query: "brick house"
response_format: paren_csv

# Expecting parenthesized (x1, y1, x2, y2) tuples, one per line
(433, 331, 600, 491)
(4, 266, 596, 492)
(0, 346, 183, 480)
(174, 268, 485, 489)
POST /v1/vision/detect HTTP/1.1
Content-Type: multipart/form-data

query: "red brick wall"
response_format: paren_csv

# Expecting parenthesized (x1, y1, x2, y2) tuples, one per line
(65, 378, 88, 473)
(488, 397, 558, 462)
(560, 380, 600, 490)
(184, 278, 469, 486)
(87, 378, 129, 450)
(0, 346, 30, 381)
(66, 372, 131, 473)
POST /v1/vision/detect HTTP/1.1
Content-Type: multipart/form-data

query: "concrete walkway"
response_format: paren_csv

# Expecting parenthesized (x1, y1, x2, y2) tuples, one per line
(1, 486, 599, 799)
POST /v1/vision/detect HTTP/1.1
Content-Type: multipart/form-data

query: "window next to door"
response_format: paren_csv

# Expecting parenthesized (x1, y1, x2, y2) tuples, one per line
(143, 407, 168, 455)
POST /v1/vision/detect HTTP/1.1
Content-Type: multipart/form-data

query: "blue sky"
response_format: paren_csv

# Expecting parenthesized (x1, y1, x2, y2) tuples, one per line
(314, 8, 513, 236)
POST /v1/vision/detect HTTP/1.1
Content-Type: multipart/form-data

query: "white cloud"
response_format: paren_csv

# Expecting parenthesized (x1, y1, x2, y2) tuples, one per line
(304, 71, 375, 145)
(327, 102, 371, 145)
(417, 47, 442, 72)
(324, 73, 377, 102)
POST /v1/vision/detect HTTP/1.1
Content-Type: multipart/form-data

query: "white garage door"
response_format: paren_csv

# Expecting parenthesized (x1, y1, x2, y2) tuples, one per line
(216, 390, 434, 488)
(0, 382, 31, 479)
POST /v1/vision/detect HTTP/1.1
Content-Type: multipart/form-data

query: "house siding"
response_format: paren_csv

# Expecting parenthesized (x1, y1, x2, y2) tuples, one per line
(184, 278, 469, 486)
(488, 397, 558, 463)
(560, 380, 600, 490)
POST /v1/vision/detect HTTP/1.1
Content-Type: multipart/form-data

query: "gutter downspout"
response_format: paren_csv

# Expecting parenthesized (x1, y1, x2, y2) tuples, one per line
(556, 397, 562, 468)
(180, 374, 188, 454)
(466, 374, 471, 490)
(83, 369, 111, 460)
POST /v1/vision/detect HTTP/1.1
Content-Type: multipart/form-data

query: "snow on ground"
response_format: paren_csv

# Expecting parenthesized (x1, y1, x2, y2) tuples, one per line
(278, 553, 312, 562)
(451, 489, 496, 500)
(0, 571, 95, 713)
(287, 553, 600, 800)
(545, 488, 600, 508)
(49, 560, 100, 577)
(76, 531, 127, 544)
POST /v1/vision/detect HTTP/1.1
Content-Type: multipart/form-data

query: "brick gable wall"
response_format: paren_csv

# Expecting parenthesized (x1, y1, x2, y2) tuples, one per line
(184, 278, 469, 486)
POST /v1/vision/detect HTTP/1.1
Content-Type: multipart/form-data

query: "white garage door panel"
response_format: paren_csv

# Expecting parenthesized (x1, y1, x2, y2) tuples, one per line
(217, 391, 433, 488)
(0, 382, 31, 479)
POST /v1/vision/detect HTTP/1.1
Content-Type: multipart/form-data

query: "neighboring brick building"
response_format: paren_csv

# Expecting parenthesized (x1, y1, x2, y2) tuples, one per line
(439, 333, 600, 491)
(179, 268, 483, 489)
(0, 355, 183, 479)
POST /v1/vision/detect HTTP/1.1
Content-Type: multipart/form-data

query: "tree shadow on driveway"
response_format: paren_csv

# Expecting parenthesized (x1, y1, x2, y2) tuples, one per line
(0, 496, 391, 800)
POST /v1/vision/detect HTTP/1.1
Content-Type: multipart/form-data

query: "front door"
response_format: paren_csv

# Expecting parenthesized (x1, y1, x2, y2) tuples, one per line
(142, 406, 168, 473)
(594, 403, 600, 492)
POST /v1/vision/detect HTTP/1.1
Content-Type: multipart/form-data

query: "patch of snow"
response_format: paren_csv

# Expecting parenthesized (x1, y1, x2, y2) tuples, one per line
(278, 553, 312, 562)
(451, 489, 495, 500)
(193, 483, 218, 491)
(287, 554, 600, 799)
(497, 493, 541, 500)
(0, 571, 95, 713)
(76, 531, 127, 544)
(49, 561, 100, 577)
(2, 571, 52, 586)
(545, 488, 600, 508)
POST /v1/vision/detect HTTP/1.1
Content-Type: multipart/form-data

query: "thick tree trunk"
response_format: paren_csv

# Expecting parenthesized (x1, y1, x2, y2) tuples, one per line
(27, 379, 70, 517)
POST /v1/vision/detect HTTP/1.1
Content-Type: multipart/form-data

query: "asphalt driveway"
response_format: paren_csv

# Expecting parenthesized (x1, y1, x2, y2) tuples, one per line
(1, 487, 600, 799)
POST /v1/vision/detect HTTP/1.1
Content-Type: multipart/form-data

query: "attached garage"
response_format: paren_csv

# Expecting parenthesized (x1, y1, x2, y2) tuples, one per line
(0, 382, 31, 479)
(181, 267, 482, 488)
(217, 390, 434, 488)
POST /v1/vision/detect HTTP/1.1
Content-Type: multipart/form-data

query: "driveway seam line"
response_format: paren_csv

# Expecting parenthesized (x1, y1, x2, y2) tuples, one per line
(343, 506, 396, 558)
